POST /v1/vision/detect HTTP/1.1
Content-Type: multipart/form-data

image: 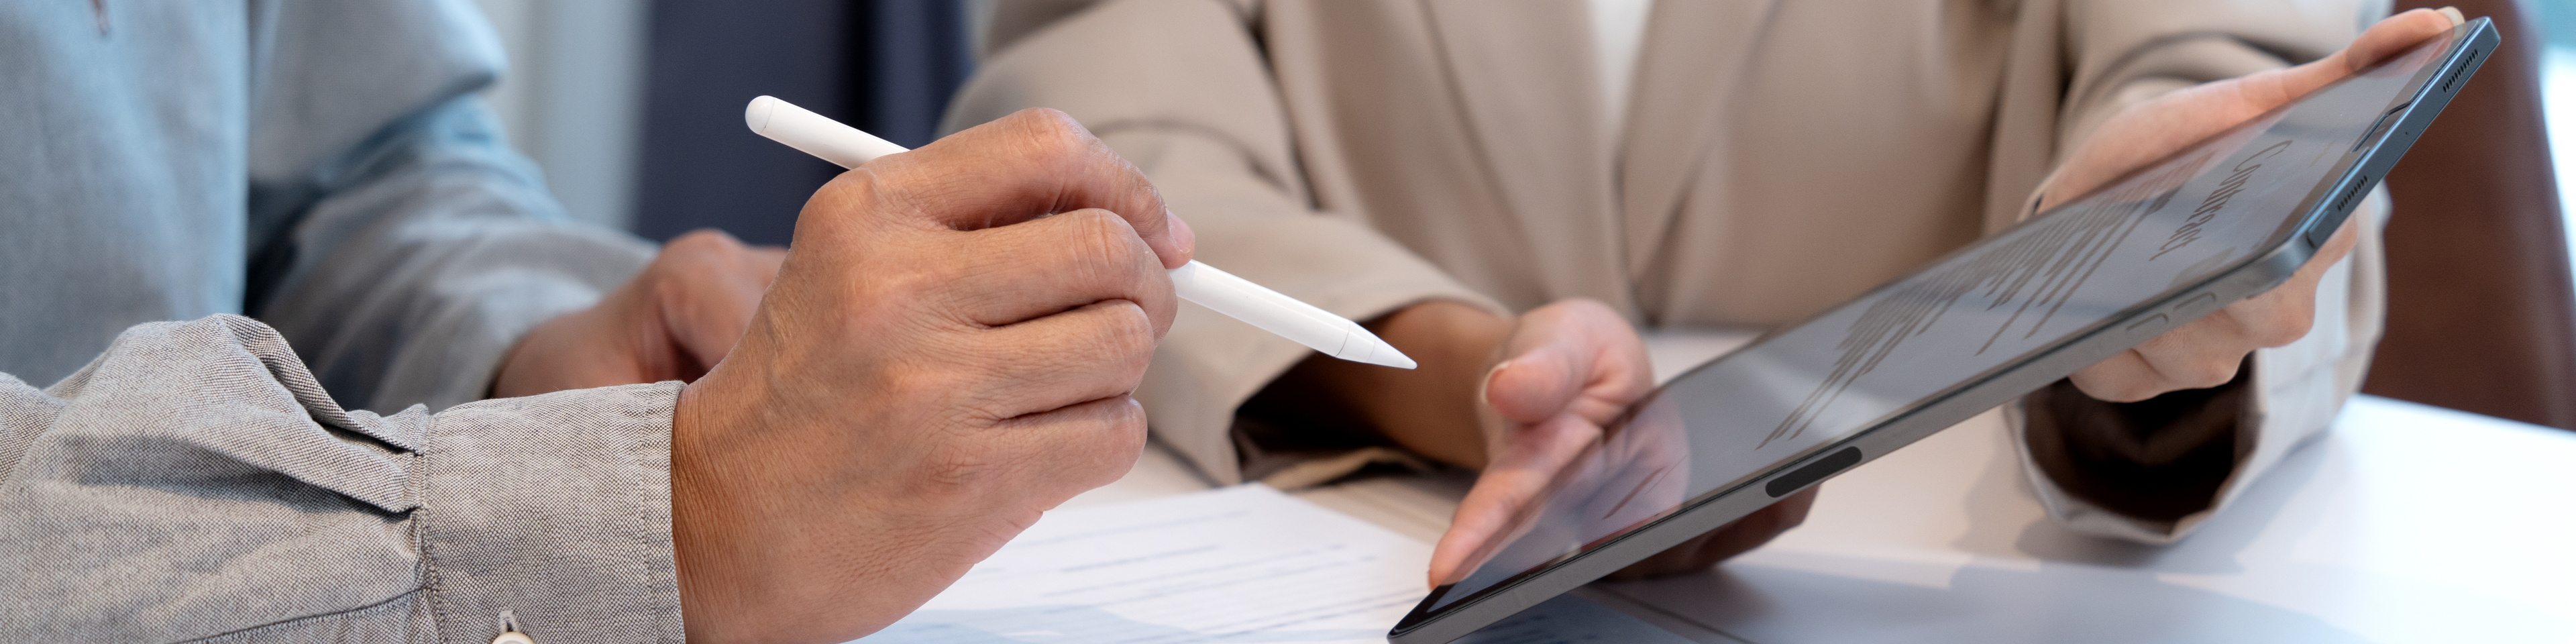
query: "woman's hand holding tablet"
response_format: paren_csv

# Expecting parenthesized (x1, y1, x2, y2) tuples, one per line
(2053, 7, 2464, 402)
(1428, 300, 1820, 589)
(1405, 9, 2485, 643)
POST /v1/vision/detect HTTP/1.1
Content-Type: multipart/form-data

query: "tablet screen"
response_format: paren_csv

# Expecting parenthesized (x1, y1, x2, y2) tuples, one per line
(1419, 24, 2461, 616)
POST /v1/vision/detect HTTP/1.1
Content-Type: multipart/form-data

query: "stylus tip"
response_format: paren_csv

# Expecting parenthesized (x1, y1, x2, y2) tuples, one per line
(1343, 333, 1417, 370)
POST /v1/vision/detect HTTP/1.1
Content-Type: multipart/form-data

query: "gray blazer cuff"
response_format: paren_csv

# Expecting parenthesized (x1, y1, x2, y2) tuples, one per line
(418, 381, 686, 643)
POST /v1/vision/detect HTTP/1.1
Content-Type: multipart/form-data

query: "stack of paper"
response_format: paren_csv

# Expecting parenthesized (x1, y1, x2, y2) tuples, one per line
(864, 485, 1434, 643)
(859, 485, 1697, 644)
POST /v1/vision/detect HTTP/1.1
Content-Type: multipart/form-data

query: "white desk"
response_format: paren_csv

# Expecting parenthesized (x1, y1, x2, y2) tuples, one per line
(1064, 332, 2576, 643)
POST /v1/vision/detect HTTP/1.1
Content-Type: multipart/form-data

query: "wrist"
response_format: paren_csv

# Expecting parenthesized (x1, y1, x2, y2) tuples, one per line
(1322, 301, 1512, 468)
(489, 284, 667, 398)
(489, 310, 588, 398)
(671, 368, 774, 641)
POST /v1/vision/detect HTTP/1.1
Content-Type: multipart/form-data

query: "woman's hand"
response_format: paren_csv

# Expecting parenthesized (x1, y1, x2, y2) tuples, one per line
(2050, 8, 2460, 402)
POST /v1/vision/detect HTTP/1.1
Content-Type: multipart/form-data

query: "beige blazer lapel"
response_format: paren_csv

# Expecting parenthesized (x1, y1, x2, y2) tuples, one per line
(1984, 0, 2070, 232)
(1419, 0, 1636, 315)
(1617, 0, 1784, 279)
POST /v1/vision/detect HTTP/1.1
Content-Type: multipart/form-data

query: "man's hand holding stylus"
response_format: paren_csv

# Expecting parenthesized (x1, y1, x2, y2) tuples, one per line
(669, 109, 1195, 644)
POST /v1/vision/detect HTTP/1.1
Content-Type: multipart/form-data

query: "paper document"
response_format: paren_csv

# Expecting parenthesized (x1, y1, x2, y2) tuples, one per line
(863, 485, 1432, 643)
(858, 484, 1698, 644)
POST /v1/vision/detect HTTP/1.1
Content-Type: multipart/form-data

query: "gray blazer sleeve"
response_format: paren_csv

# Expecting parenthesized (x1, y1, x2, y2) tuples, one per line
(0, 315, 682, 643)
(241, 0, 653, 414)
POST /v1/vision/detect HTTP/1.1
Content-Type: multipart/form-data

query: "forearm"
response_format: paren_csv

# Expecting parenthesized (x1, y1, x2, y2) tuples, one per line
(0, 316, 682, 643)
(252, 97, 651, 412)
(238, 0, 658, 413)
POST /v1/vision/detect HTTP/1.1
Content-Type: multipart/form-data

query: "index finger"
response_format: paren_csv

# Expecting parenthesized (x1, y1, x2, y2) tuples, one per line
(2243, 8, 2463, 107)
(1429, 414, 1599, 588)
(2040, 9, 2462, 206)
(861, 108, 1196, 269)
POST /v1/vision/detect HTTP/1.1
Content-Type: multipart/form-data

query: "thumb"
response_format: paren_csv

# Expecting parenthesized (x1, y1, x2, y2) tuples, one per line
(662, 285, 761, 374)
(1484, 300, 1653, 425)
(1485, 341, 1590, 425)
(652, 241, 776, 373)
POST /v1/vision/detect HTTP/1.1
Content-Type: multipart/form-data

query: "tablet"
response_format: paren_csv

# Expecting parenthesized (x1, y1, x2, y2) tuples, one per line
(1390, 18, 2498, 644)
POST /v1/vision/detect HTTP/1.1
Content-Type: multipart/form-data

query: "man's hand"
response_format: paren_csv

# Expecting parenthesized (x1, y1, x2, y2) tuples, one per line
(668, 108, 1195, 644)
(490, 229, 784, 398)
(2051, 8, 2461, 402)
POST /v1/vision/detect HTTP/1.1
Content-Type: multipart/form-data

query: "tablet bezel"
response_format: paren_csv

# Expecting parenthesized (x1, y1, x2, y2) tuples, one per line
(1389, 18, 2498, 644)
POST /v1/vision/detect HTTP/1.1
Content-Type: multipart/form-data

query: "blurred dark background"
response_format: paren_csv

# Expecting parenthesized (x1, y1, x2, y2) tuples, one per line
(629, 1, 977, 246)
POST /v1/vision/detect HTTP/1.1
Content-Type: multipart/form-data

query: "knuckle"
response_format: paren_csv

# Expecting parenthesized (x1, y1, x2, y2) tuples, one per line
(1064, 211, 1147, 281)
(1069, 399, 1148, 480)
(1099, 303, 1157, 362)
(873, 268, 949, 311)
(1010, 108, 1091, 158)
(1561, 298, 1618, 319)
(1102, 404, 1148, 458)
(1073, 207, 1138, 242)
(2119, 384, 2160, 402)
(667, 229, 740, 254)
(2114, 384, 2161, 402)
(1105, 396, 1146, 431)
(958, 354, 1038, 418)
(2181, 357, 2240, 389)
(1024, 107, 1087, 142)
(803, 170, 879, 223)
(957, 394, 1021, 427)
(922, 258, 978, 295)
(1103, 213, 1152, 260)
(2072, 370, 2151, 402)
(2084, 382, 2146, 403)
(880, 362, 965, 413)
(916, 443, 995, 495)
(2251, 314, 2314, 347)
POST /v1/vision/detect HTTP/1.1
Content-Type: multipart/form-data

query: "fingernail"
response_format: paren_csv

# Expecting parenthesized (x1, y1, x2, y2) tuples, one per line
(1163, 211, 1197, 263)
(2438, 7, 2463, 26)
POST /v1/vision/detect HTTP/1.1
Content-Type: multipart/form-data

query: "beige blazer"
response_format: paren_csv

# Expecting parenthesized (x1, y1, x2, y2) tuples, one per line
(950, 0, 2393, 542)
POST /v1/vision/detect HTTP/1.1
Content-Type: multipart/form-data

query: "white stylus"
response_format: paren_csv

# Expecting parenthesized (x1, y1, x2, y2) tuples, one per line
(744, 95, 1417, 370)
